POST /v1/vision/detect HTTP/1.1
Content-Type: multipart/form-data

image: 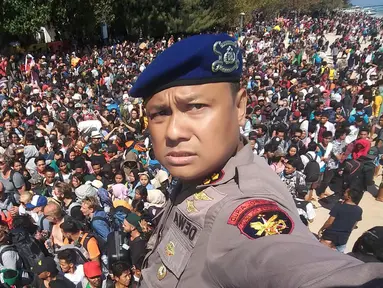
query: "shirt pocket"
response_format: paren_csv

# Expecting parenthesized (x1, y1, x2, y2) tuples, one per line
(141, 225, 195, 288)
(157, 225, 193, 278)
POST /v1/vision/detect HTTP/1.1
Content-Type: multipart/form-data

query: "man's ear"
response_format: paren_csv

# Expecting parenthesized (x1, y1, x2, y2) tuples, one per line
(235, 88, 247, 127)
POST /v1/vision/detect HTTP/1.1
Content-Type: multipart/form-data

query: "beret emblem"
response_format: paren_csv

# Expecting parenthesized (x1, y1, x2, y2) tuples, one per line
(212, 40, 239, 73)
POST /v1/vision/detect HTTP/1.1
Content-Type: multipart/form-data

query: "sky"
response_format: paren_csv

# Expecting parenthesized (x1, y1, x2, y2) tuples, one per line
(350, 0, 383, 7)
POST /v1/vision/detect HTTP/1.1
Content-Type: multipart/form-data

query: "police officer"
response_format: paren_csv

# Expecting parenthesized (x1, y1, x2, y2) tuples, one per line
(130, 34, 383, 288)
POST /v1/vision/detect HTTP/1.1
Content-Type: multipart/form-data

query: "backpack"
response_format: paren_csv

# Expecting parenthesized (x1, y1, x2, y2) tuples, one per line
(96, 187, 113, 209)
(89, 212, 112, 252)
(312, 85, 321, 95)
(37, 215, 53, 237)
(303, 154, 320, 182)
(8, 228, 48, 271)
(7, 170, 22, 206)
(66, 201, 81, 217)
(352, 226, 383, 262)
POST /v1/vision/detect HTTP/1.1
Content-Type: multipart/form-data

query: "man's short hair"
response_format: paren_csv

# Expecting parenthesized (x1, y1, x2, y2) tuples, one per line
(57, 249, 77, 265)
(82, 196, 99, 211)
(230, 82, 241, 96)
(111, 261, 132, 278)
(60, 217, 81, 234)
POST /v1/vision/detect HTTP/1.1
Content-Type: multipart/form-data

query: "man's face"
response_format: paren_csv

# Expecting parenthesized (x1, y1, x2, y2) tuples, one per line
(80, 203, 93, 217)
(359, 131, 368, 139)
(92, 164, 101, 175)
(88, 276, 102, 288)
(323, 135, 332, 145)
(4, 122, 11, 132)
(146, 83, 246, 180)
(250, 139, 256, 151)
(284, 163, 295, 175)
(59, 111, 67, 120)
(45, 172, 55, 184)
(59, 259, 72, 273)
(53, 188, 64, 200)
(320, 116, 328, 124)
(122, 219, 134, 233)
(115, 270, 132, 287)
(37, 161, 46, 172)
(38, 271, 50, 280)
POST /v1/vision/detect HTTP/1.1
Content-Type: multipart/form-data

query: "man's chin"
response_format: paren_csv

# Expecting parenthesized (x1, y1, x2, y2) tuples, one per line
(166, 165, 208, 182)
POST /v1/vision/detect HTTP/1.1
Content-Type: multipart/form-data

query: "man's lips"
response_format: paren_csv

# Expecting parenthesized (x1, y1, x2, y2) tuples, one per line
(165, 151, 197, 166)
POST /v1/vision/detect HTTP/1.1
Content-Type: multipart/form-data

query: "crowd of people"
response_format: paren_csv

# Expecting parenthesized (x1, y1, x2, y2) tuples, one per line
(0, 8, 381, 288)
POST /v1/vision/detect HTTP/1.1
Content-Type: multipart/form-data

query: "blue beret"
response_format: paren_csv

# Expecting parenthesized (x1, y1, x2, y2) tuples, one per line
(130, 33, 243, 99)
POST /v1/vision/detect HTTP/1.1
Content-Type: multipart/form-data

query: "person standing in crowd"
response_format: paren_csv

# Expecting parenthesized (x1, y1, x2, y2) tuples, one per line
(31, 256, 75, 288)
(318, 188, 363, 253)
(57, 249, 85, 285)
(77, 261, 106, 288)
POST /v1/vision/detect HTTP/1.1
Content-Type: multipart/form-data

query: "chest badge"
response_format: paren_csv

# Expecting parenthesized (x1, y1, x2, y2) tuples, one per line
(157, 264, 167, 280)
(165, 241, 175, 257)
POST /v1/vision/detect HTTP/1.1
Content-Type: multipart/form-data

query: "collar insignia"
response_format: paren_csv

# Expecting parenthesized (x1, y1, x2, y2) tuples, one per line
(202, 170, 225, 185)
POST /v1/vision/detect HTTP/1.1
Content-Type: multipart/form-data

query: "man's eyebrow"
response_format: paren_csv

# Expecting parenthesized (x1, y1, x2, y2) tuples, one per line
(147, 104, 169, 111)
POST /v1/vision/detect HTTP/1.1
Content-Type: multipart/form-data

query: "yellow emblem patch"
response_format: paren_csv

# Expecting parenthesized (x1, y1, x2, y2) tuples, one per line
(186, 199, 198, 213)
(165, 241, 175, 256)
(157, 264, 167, 280)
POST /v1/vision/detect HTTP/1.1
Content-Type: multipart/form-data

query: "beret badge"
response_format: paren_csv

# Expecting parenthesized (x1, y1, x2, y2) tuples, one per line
(212, 40, 240, 74)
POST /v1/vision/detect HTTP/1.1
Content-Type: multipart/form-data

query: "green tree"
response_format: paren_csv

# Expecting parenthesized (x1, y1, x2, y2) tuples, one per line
(2, 0, 52, 35)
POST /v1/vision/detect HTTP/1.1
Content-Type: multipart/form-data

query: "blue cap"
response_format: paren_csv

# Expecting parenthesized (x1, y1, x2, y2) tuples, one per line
(130, 33, 243, 99)
(25, 195, 48, 209)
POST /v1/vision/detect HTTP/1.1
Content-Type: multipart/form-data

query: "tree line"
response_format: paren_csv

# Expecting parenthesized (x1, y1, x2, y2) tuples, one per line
(0, 0, 349, 43)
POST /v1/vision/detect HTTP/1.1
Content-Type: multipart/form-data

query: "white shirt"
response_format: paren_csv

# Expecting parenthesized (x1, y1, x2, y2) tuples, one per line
(346, 125, 359, 145)
(300, 151, 321, 168)
(64, 264, 85, 285)
(314, 121, 335, 143)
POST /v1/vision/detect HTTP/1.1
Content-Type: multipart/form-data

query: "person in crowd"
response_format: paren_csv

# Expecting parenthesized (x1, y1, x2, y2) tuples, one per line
(318, 188, 363, 253)
(60, 217, 101, 262)
(77, 261, 106, 288)
(31, 256, 75, 288)
(122, 213, 147, 280)
(80, 196, 112, 242)
(43, 202, 67, 251)
(57, 249, 85, 285)
(110, 261, 137, 288)
(53, 181, 85, 221)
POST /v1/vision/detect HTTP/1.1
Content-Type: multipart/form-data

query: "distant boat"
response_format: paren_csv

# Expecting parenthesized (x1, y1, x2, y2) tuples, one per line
(363, 8, 376, 16)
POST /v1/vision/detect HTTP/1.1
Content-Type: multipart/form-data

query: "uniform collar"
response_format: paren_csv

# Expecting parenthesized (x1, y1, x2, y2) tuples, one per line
(197, 141, 254, 189)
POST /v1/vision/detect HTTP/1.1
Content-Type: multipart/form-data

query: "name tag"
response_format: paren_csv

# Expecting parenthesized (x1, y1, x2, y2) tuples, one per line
(172, 209, 201, 246)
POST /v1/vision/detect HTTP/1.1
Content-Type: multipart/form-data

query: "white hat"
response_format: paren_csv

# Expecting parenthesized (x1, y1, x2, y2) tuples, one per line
(147, 189, 166, 208)
(91, 179, 103, 189)
(156, 170, 168, 183)
(32, 88, 40, 95)
(123, 93, 129, 100)
(91, 131, 103, 139)
(72, 93, 82, 101)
